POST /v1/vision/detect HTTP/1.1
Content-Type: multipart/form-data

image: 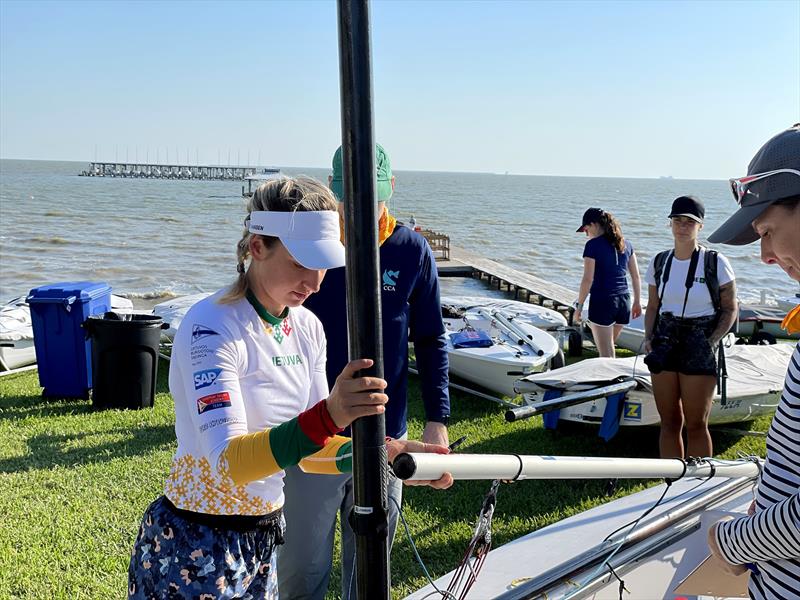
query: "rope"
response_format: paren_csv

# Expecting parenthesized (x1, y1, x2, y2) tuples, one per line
(391, 495, 457, 600)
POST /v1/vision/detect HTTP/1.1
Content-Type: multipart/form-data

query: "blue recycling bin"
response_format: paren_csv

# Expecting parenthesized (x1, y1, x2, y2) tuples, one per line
(27, 282, 111, 398)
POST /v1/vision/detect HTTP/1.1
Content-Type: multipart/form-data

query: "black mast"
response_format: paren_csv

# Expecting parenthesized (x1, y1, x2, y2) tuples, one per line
(336, 0, 391, 598)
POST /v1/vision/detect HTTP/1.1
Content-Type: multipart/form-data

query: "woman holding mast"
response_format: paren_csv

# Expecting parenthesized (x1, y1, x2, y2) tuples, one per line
(127, 177, 452, 599)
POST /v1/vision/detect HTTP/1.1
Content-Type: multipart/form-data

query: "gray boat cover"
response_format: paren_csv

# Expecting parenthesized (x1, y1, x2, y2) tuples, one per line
(515, 343, 795, 396)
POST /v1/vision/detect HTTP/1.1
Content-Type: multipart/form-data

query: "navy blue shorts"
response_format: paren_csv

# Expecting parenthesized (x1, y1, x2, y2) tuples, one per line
(588, 293, 631, 327)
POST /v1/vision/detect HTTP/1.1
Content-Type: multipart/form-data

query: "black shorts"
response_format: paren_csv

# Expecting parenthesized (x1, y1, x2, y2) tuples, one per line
(648, 314, 718, 376)
(588, 293, 631, 327)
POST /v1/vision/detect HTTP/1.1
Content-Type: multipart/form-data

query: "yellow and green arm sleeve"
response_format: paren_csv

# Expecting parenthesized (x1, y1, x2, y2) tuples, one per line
(221, 400, 346, 486)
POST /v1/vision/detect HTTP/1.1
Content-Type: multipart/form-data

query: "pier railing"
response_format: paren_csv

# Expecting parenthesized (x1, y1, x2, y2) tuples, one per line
(418, 228, 451, 261)
(78, 162, 270, 181)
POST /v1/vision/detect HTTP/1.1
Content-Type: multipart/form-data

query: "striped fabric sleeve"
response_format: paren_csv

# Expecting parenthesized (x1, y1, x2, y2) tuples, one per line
(299, 436, 353, 474)
(222, 400, 344, 486)
(715, 493, 800, 564)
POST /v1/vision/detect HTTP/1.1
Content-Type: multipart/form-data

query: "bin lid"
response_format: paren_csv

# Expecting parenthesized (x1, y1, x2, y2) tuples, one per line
(27, 281, 111, 305)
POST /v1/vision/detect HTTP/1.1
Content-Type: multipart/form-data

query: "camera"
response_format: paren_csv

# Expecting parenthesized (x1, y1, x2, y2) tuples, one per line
(644, 314, 678, 374)
(644, 337, 674, 374)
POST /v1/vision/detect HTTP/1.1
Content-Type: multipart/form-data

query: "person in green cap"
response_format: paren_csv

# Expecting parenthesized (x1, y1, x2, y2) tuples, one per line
(277, 144, 451, 600)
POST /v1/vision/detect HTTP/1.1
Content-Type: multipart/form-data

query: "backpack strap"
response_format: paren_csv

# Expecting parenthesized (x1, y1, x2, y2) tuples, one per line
(679, 248, 701, 319)
(651, 250, 674, 336)
(653, 250, 671, 292)
(703, 247, 721, 313)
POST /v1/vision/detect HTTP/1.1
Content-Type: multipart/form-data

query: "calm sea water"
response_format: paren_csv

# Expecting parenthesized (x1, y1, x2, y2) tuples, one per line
(0, 159, 795, 306)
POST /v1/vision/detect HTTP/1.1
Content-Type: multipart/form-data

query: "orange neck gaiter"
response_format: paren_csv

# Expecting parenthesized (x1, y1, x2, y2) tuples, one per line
(781, 303, 800, 335)
(339, 207, 397, 246)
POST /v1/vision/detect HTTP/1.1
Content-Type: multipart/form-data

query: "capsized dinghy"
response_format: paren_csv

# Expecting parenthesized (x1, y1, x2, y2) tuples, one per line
(513, 342, 793, 428)
(443, 305, 561, 398)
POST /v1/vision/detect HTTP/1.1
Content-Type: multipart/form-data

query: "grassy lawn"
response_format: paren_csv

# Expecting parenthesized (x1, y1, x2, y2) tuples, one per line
(0, 357, 771, 599)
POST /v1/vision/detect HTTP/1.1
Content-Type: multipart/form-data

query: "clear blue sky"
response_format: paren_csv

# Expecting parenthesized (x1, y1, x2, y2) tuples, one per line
(1, 0, 798, 178)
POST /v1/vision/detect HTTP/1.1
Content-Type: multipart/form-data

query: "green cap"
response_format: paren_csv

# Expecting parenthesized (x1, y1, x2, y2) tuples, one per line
(330, 143, 393, 203)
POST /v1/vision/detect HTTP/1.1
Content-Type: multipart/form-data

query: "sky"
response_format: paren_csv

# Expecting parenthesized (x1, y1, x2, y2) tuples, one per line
(0, 0, 798, 178)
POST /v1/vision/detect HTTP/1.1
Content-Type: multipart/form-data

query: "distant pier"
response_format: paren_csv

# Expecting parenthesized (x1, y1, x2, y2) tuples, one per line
(79, 162, 275, 181)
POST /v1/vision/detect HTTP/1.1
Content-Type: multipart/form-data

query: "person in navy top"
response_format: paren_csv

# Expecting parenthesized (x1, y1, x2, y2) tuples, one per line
(574, 208, 642, 357)
(277, 144, 450, 600)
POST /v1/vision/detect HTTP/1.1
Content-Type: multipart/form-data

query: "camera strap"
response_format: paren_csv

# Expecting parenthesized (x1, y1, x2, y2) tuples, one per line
(679, 248, 701, 319)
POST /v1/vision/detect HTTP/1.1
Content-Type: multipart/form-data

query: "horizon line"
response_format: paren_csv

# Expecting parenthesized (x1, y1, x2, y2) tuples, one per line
(0, 156, 728, 183)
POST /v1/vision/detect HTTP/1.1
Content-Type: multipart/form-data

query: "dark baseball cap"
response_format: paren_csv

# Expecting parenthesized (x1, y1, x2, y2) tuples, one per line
(709, 126, 800, 246)
(576, 207, 604, 232)
(668, 195, 704, 223)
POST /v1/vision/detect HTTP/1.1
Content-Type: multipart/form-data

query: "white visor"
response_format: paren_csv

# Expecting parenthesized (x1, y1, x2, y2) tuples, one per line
(248, 210, 345, 270)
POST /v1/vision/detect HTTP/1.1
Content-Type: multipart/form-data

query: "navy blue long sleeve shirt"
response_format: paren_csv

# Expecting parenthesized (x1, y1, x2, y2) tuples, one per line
(303, 224, 450, 438)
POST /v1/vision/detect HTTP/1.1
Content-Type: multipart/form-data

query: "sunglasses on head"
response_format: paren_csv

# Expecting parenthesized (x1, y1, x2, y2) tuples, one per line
(729, 169, 800, 206)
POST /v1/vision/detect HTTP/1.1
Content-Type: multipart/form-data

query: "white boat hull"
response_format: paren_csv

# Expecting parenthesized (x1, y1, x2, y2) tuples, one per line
(615, 305, 798, 354)
(553, 385, 779, 427)
(406, 475, 755, 599)
(442, 295, 568, 331)
(0, 339, 36, 370)
(444, 314, 559, 398)
(515, 343, 793, 427)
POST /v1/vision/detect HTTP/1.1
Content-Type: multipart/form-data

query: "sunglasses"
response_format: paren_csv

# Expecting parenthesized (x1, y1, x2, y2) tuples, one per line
(729, 168, 800, 206)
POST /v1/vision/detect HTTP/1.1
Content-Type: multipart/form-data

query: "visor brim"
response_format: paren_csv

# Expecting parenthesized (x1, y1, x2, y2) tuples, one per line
(708, 203, 770, 246)
(283, 239, 346, 270)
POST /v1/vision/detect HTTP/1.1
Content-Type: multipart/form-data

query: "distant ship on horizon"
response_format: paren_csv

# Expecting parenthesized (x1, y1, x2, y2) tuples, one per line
(659, 175, 674, 179)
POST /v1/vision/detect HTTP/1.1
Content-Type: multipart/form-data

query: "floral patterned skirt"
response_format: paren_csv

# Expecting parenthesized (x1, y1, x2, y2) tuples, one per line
(128, 496, 284, 600)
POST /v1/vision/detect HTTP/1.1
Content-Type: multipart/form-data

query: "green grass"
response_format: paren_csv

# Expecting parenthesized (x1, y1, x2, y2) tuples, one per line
(0, 357, 771, 599)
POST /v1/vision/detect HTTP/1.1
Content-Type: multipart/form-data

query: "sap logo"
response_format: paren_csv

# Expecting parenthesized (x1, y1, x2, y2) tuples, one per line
(191, 324, 219, 344)
(196, 391, 231, 414)
(623, 402, 642, 421)
(193, 368, 222, 390)
(382, 269, 399, 291)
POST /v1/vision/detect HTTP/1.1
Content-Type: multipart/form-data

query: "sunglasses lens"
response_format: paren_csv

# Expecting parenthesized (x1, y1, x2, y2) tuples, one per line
(730, 179, 746, 205)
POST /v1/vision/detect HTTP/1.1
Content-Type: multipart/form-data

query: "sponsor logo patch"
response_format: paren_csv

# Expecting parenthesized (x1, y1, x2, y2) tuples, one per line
(382, 269, 399, 291)
(193, 368, 222, 390)
(197, 392, 231, 414)
(623, 401, 642, 421)
(199, 416, 245, 433)
(271, 354, 304, 367)
(191, 324, 219, 344)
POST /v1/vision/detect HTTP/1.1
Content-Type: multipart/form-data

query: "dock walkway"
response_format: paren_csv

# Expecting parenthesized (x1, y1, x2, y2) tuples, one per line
(437, 243, 576, 316)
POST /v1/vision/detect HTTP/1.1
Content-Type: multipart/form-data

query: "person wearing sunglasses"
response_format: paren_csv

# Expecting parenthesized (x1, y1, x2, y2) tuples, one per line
(705, 125, 800, 600)
(642, 194, 738, 459)
(127, 177, 452, 600)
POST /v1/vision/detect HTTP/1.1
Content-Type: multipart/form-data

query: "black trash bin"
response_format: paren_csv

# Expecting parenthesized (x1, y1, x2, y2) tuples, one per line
(84, 313, 168, 410)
